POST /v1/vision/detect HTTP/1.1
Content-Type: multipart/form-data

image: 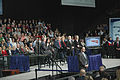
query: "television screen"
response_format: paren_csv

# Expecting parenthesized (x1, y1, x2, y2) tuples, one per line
(85, 37, 100, 47)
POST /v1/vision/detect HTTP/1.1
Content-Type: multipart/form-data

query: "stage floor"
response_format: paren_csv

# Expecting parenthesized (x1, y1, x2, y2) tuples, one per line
(102, 58, 120, 69)
(0, 62, 68, 80)
(0, 58, 120, 80)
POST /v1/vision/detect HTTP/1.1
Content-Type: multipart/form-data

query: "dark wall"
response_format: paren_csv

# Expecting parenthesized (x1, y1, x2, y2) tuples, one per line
(2, 0, 120, 35)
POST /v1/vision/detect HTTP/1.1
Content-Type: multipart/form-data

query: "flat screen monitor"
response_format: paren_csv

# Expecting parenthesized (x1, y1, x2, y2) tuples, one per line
(85, 37, 100, 47)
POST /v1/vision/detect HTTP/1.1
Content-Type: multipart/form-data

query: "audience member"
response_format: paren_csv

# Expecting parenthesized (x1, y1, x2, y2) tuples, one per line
(76, 69, 86, 80)
(2, 46, 8, 56)
(93, 66, 111, 80)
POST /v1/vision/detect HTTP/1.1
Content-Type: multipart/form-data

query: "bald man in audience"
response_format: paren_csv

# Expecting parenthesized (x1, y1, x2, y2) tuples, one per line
(76, 69, 86, 80)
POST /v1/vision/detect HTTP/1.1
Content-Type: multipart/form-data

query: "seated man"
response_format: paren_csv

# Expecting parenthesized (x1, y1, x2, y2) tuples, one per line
(15, 44, 22, 55)
(29, 43, 35, 54)
(54, 36, 63, 59)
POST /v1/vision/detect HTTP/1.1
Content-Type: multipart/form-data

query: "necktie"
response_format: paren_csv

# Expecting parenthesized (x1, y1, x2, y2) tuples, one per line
(63, 41, 66, 47)
(59, 41, 61, 48)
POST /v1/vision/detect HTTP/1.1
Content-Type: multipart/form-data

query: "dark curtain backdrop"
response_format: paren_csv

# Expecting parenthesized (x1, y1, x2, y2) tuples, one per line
(1, 0, 120, 35)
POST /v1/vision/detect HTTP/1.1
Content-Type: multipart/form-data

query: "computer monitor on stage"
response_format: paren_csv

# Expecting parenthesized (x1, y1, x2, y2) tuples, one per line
(85, 37, 100, 47)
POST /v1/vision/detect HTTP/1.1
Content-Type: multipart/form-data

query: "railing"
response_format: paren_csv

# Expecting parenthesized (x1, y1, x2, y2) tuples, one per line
(35, 55, 68, 80)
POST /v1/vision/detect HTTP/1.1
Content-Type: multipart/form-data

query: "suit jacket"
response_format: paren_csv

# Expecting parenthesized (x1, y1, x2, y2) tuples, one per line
(74, 40, 80, 48)
(76, 76, 85, 80)
(54, 40, 62, 49)
(114, 41, 120, 48)
(40, 42, 52, 54)
(40, 42, 47, 54)
(61, 40, 67, 50)
(7, 50, 15, 55)
(78, 52, 88, 69)
(15, 48, 21, 55)
(74, 40, 82, 54)
(103, 41, 109, 49)
(66, 40, 74, 49)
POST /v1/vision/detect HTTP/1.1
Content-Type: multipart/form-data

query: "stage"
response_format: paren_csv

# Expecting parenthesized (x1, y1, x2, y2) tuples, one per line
(0, 62, 68, 80)
(102, 58, 120, 69)
(0, 59, 119, 80)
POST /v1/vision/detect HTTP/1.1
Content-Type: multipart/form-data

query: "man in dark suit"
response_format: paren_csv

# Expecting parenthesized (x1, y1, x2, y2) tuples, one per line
(15, 44, 21, 55)
(54, 36, 64, 59)
(54, 36, 62, 50)
(102, 37, 109, 58)
(114, 37, 120, 58)
(61, 36, 67, 58)
(78, 47, 88, 70)
(74, 35, 82, 54)
(66, 36, 74, 56)
(40, 37, 52, 55)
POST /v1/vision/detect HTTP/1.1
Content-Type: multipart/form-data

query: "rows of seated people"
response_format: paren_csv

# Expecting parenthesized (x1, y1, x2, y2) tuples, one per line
(0, 18, 86, 59)
(0, 18, 119, 59)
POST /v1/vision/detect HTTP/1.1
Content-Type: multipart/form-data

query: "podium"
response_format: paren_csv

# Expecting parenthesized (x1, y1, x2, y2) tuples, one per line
(67, 54, 102, 72)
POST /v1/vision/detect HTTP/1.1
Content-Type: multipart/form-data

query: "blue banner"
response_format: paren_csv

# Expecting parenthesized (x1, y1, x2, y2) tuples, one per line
(0, 0, 2, 15)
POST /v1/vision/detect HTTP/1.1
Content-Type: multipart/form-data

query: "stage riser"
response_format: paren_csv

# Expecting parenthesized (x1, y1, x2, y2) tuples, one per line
(102, 59, 120, 69)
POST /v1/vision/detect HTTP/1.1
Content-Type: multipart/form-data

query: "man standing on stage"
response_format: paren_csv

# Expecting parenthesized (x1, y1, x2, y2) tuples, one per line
(78, 47, 89, 70)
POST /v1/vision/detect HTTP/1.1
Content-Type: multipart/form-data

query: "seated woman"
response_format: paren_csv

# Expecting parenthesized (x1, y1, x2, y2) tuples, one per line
(24, 44, 30, 55)
(2, 46, 8, 56)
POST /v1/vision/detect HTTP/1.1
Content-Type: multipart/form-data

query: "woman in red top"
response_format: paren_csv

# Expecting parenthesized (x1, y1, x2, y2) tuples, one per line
(2, 46, 8, 56)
